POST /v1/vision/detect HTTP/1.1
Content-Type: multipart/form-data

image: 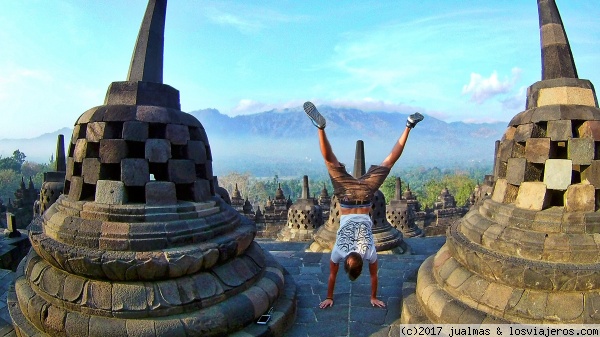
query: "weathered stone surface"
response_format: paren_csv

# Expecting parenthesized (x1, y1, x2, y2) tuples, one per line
(100, 139, 128, 164)
(87, 122, 108, 142)
(167, 160, 195, 184)
(73, 139, 88, 162)
(145, 181, 177, 205)
(538, 87, 596, 107)
(194, 180, 212, 202)
(582, 161, 600, 187)
(564, 183, 596, 212)
(122, 121, 149, 141)
(186, 140, 207, 164)
(82, 158, 102, 184)
(121, 159, 149, 186)
(514, 123, 545, 142)
(67, 176, 84, 201)
(165, 124, 190, 145)
(506, 158, 527, 186)
(568, 138, 595, 165)
(515, 182, 549, 211)
(492, 179, 517, 204)
(547, 120, 572, 141)
(145, 139, 171, 163)
(578, 120, 600, 140)
(526, 138, 554, 164)
(497, 140, 515, 162)
(543, 159, 572, 190)
(95, 180, 127, 204)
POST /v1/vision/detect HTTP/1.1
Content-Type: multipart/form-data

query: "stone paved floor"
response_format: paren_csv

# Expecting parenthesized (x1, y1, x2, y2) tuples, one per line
(0, 236, 445, 337)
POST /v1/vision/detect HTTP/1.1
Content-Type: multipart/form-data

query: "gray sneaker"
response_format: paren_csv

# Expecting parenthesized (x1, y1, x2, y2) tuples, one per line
(406, 112, 424, 128)
(303, 101, 326, 129)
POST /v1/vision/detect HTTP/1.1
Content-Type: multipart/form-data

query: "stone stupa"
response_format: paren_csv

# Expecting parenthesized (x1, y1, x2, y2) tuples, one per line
(278, 175, 323, 242)
(8, 1, 296, 335)
(402, 0, 600, 324)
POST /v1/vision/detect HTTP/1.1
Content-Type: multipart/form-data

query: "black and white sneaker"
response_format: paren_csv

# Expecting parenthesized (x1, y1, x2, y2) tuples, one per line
(303, 101, 326, 129)
(406, 112, 424, 128)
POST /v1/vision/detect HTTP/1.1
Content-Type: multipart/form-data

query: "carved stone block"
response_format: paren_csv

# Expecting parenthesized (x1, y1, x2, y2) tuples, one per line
(568, 138, 594, 165)
(99, 139, 127, 164)
(146, 181, 177, 205)
(578, 121, 600, 140)
(121, 159, 149, 186)
(564, 183, 596, 212)
(82, 158, 102, 184)
(547, 120, 572, 141)
(167, 160, 195, 183)
(145, 139, 171, 163)
(166, 124, 190, 145)
(543, 159, 572, 190)
(122, 121, 149, 141)
(73, 139, 88, 162)
(515, 182, 549, 211)
(526, 138, 554, 163)
(492, 179, 518, 204)
(194, 180, 212, 202)
(68, 176, 84, 201)
(95, 180, 126, 205)
(186, 140, 207, 164)
(514, 123, 545, 142)
(87, 122, 107, 142)
(497, 140, 515, 162)
(581, 161, 600, 187)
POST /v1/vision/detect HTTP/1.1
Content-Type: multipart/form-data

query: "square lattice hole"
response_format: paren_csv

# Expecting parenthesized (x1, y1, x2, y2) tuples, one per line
(126, 186, 145, 203)
(86, 142, 100, 158)
(105, 122, 124, 139)
(149, 123, 166, 138)
(176, 183, 194, 201)
(73, 162, 82, 176)
(189, 127, 202, 141)
(547, 189, 565, 207)
(127, 141, 145, 158)
(552, 141, 568, 159)
(99, 163, 121, 180)
(149, 163, 168, 181)
(195, 164, 207, 179)
(171, 144, 186, 159)
(81, 183, 96, 201)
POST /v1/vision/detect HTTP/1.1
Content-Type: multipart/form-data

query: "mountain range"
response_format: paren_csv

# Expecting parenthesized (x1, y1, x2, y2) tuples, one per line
(0, 106, 507, 177)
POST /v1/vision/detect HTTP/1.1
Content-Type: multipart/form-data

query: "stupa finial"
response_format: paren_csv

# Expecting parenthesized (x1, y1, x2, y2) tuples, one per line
(537, 0, 577, 80)
(127, 0, 167, 83)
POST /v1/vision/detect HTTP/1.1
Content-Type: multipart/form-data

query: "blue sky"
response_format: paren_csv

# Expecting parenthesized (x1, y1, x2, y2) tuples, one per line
(1, 1, 599, 139)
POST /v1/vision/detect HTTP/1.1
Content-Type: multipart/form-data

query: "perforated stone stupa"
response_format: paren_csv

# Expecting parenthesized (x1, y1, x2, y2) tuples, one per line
(278, 175, 323, 242)
(402, 0, 600, 324)
(8, 1, 296, 335)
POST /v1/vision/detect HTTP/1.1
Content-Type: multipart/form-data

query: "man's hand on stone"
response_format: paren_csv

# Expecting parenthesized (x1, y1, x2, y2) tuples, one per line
(370, 298, 385, 308)
(319, 298, 334, 309)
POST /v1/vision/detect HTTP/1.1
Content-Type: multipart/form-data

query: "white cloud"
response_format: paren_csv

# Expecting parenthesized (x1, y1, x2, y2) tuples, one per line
(230, 99, 269, 115)
(462, 68, 521, 104)
(501, 85, 527, 110)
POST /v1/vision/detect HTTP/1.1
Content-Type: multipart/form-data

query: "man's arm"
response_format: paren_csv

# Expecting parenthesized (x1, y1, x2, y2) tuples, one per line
(319, 260, 339, 309)
(369, 261, 385, 308)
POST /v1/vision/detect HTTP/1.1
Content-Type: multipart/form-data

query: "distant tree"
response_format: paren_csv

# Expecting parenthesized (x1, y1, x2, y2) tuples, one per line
(0, 150, 27, 173)
(217, 172, 252, 198)
(0, 169, 20, 202)
(379, 176, 397, 203)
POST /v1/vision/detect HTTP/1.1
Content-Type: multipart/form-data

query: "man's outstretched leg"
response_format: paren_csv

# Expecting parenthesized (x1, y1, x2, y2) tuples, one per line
(380, 112, 424, 168)
(304, 101, 341, 167)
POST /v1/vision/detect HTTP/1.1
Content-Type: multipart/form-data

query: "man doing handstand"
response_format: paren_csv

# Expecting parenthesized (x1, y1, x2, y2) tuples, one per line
(303, 101, 423, 309)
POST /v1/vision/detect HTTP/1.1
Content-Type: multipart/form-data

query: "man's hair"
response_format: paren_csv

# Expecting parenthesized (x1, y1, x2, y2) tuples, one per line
(344, 252, 363, 281)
